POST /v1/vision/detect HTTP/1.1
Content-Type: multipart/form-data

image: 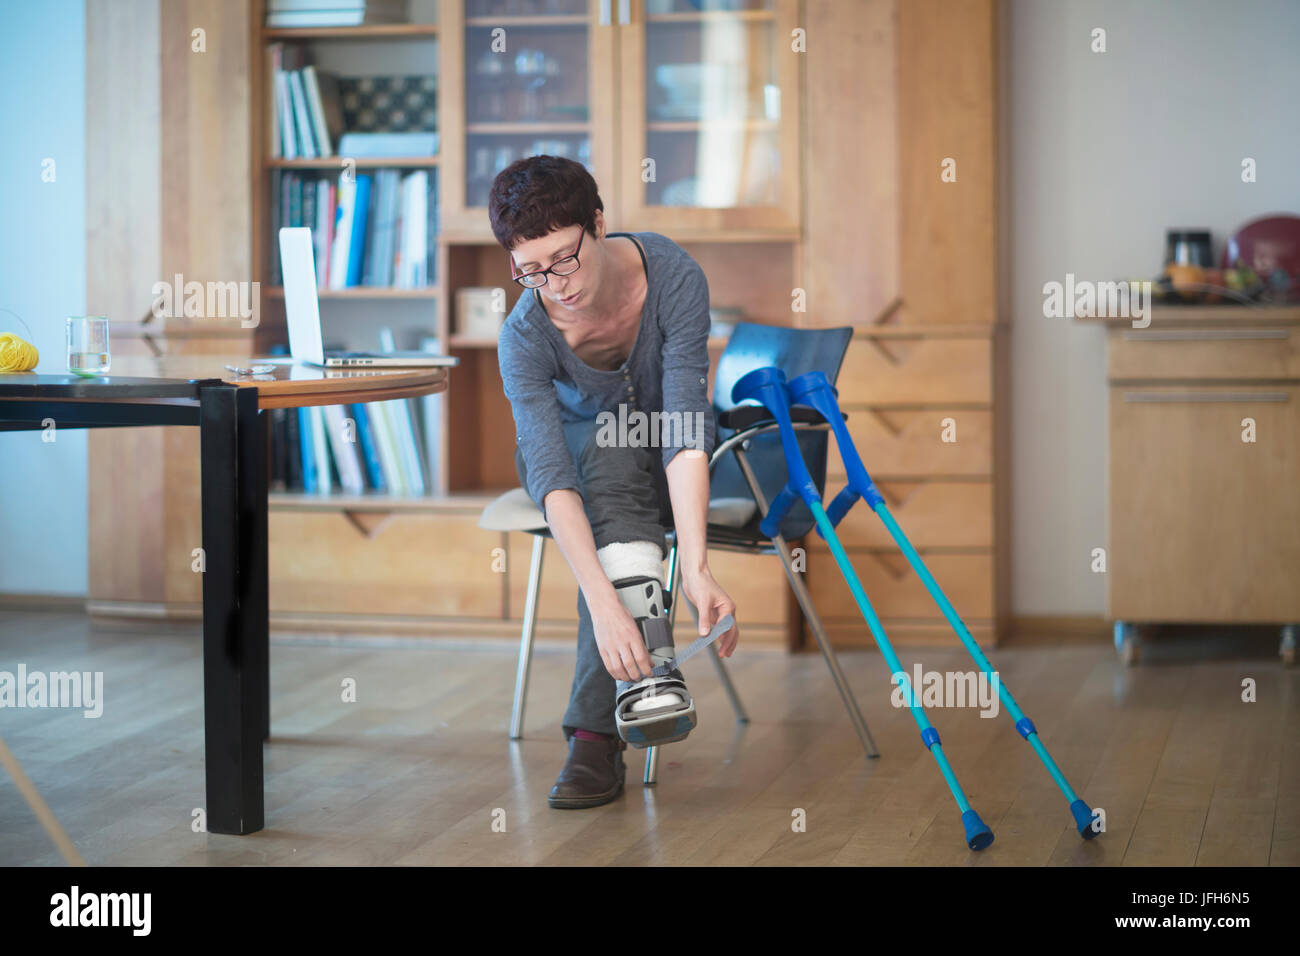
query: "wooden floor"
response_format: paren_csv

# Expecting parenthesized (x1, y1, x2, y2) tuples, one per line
(0, 609, 1295, 866)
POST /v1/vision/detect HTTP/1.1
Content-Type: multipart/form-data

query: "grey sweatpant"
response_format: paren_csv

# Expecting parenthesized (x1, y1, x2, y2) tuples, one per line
(515, 417, 675, 738)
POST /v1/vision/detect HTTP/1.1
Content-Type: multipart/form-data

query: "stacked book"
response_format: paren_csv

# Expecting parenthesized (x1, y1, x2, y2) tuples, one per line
(271, 168, 438, 288)
(269, 343, 444, 496)
(269, 45, 440, 161)
(268, 44, 344, 159)
(266, 0, 409, 29)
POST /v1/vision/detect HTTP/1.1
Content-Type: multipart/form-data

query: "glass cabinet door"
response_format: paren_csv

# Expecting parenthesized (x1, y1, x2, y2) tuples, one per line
(619, 0, 800, 235)
(442, 0, 616, 235)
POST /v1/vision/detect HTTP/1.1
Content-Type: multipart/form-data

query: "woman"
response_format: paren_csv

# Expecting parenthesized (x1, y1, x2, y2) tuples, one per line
(491, 155, 740, 809)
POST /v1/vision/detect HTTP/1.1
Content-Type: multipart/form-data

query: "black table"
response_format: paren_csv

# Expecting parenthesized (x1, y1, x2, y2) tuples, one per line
(0, 357, 449, 834)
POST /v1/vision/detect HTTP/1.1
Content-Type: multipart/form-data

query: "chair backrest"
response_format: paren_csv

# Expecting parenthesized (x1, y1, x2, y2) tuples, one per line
(711, 322, 854, 540)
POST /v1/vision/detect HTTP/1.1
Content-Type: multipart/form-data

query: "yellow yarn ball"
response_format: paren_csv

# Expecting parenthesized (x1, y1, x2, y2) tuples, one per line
(0, 332, 39, 372)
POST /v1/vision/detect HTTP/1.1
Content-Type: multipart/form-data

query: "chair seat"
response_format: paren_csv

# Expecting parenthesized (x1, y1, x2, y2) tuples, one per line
(478, 487, 758, 534)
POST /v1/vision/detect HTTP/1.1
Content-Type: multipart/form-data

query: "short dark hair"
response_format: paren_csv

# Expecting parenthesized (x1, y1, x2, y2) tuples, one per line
(488, 154, 604, 251)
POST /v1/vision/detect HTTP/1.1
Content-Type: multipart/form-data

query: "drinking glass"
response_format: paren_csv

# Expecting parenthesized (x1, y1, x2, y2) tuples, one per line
(66, 316, 111, 375)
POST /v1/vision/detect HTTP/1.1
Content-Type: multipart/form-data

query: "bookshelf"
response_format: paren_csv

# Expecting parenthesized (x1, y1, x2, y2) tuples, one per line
(240, 0, 807, 641)
(252, 0, 449, 504)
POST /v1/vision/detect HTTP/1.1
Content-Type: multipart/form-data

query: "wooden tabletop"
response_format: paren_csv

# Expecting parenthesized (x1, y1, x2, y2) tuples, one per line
(0, 355, 450, 410)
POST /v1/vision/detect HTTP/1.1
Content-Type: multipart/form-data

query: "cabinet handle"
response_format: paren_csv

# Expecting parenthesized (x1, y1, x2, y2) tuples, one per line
(1122, 391, 1291, 403)
(1121, 328, 1288, 341)
(599, 0, 610, 25)
(618, 0, 631, 24)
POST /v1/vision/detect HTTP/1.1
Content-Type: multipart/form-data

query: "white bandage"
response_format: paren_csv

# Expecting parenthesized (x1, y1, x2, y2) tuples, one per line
(596, 540, 664, 584)
(631, 692, 683, 712)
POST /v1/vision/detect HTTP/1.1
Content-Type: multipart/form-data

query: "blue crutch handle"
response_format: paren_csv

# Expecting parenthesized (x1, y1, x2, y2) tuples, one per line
(759, 485, 799, 540)
(788, 371, 885, 512)
(823, 485, 860, 528)
(731, 367, 821, 537)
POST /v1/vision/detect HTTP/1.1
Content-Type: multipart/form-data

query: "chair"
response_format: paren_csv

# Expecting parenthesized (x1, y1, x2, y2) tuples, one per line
(480, 322, 879, 784)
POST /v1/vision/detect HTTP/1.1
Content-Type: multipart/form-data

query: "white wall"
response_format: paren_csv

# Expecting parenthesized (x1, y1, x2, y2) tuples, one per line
(0, 0, 88, 597)
(1004, 0, 1300, 616)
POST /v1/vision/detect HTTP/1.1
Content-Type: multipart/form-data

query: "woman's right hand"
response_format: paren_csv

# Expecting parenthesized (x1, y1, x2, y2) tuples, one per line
(590, 597, 654, 683)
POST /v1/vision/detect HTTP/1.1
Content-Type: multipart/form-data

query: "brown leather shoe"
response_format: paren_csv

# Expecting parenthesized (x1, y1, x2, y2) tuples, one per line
(548, 734, 627, 809)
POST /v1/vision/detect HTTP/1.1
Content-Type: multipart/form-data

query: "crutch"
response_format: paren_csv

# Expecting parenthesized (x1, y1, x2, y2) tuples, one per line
(785, 369, 1099, 843)
(732, 367, 994, 850)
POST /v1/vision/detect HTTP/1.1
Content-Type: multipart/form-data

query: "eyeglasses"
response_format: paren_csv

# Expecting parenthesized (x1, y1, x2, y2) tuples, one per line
(511, 228, 585, 289)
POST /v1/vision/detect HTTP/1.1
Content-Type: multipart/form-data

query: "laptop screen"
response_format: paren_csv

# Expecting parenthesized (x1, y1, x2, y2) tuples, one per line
(278, 227, 325, 365)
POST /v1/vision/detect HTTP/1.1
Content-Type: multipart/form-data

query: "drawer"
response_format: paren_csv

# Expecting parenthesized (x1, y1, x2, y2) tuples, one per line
(270, 510, 504, 617)
(1108, 326, 1300, 381)
(836, 336, 991, 406)
(829, 408, 992, 477)
(806, 549, 994, 620)
(1109, 384, 1300, 621)
(506, 533, 790, 627)
(815, 480, 992, 548)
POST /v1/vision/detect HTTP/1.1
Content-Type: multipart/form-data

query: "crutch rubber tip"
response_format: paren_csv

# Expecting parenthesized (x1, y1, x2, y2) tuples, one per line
(961, 810, 994, 851)
(1070, 799, 1098, 839)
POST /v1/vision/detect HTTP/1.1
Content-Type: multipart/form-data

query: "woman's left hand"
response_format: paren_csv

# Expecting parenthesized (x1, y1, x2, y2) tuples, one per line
(680, 567, 739, 658)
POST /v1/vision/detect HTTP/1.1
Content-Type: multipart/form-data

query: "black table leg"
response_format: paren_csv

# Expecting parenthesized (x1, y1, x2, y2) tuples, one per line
(199, 384, 265, 835)
(245, 405, 270, 743)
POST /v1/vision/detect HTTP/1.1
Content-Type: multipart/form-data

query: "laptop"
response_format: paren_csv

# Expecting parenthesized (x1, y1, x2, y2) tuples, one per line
(278, 226, 458, 368)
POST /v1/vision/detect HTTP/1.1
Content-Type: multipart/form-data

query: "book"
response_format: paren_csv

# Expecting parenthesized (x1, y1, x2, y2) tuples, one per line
(323, 404, 366, 495)
(426, 168, 438, 283)
(301, 174, 316, 242)
(337, 131, 438, 158)
(351, 404, 387, 492)
(266, 7, 409, 28)
(274, 69, 298, 158)
(302, 66, 344, 157)
(288, 173, 302, 227)
(367, 399, 406, 495)
(362, 170, 384, 287)
(267, 44, 283, 160)
(328, 176, 356, 290)
(313, 178, 332, 288)
(383, 399, 424, 495)
(297, 406, 318, 493)
(346, 174, 372, 287)
(309, 406, 332, 493)
(287, 70, 318, 159)
(396, 170, 427, 288)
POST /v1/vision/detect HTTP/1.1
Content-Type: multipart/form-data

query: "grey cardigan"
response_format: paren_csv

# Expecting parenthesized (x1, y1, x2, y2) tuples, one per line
(496, 230, 716, 508)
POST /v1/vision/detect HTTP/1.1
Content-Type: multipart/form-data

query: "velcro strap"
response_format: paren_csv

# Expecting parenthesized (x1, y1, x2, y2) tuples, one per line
(642, 616, 673, 652)
(650, 614, 735, 678)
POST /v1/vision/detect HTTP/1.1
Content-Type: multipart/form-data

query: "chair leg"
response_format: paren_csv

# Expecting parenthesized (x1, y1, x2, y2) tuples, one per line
(665, 536, 748, 724)
(733, 448, 880, 760)
(509, 534, 546, 740)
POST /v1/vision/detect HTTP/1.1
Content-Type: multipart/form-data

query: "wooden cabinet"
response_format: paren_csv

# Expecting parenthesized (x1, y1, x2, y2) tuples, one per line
(1105, 309, 1300, 662)
(439, 0, 801, 240)
(83, 0, 1005, 654)
(617, 0, 801, 235)
(440, 0, 617, 235)
(804, 330, 1004, 649)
